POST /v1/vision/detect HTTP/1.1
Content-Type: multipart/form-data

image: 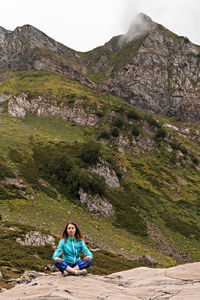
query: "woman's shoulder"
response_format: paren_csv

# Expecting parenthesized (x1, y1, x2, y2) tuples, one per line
(59, 238, 65, 244)
(76, 239, 84, 244)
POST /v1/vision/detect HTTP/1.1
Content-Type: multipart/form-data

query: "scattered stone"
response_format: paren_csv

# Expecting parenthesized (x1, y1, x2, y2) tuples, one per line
(2, 177, 26, 189)
(138, 254, 158, 266)
(6, 271, 44, 286)
(43, 264, 57, 272)
(16, 231, 55, 247)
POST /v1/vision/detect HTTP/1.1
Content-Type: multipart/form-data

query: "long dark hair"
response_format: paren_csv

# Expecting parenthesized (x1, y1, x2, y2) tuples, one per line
(62, 221, 84, 243)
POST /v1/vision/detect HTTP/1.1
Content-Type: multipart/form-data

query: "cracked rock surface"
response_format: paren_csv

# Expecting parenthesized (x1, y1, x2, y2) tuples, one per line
(1, 262, 200, 299)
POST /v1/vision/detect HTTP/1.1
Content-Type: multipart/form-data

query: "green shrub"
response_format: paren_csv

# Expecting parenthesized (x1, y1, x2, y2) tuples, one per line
(0, 161, 14, 180)
(112, 117, 124, 129)
(132, 125, 140, 137)
(146, 115, 160, 127)
(98, 129, 110, 140)
(96, 112, 104, 118)
(111, 127, 119, 137)
(170, 141, 187, 154)
(127, 110, 141, 120)
(79, 171, 106, 196)
(8, 149, 22, 163)
(79, 140, 101, 165)
(192, 156, 199, 165)
(155, 127, 167, 140)
(49, 153, 75, 182)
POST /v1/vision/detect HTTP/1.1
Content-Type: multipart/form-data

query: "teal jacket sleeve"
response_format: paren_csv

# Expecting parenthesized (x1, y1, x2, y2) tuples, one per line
(82, 241, 93, 259)
(52, 239, 64, 260)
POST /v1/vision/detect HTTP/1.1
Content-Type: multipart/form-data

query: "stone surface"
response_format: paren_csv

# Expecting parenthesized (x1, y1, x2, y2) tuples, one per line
(4, 92, 99, 126)
(16, 231, 55, 247)
(1, 263, 200, 299)
(99, 14, 200, 122)
(89, 159, 120, 188)
(0, 25, 95, 89)
(79, 188, 115, 217)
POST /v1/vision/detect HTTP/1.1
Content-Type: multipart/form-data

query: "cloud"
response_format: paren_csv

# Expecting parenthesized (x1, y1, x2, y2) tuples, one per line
(119, 13, 155, 45)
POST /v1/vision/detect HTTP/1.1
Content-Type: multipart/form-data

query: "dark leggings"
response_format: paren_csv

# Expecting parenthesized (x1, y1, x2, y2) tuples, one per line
(54, 259, 92, 272)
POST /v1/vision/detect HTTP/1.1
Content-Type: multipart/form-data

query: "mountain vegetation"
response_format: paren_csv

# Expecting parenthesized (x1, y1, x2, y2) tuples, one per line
(0, 13, 200, 287)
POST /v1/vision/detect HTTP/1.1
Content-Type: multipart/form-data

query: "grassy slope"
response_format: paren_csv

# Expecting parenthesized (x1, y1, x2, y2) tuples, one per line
(1, 71, 200, 278)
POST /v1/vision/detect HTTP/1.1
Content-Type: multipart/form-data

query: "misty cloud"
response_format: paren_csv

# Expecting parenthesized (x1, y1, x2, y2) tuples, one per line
(119, 13, 155, 46)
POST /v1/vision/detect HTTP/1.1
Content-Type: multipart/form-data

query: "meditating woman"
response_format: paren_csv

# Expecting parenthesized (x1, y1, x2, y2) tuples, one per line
(52, 221, 93, 276)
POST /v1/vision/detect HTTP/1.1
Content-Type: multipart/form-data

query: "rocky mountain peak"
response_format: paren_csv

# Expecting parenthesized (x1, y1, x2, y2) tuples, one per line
(120, 12, 156, 44)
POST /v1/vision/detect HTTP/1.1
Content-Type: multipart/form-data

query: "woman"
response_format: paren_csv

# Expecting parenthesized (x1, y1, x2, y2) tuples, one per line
(52, 221, 93, 276)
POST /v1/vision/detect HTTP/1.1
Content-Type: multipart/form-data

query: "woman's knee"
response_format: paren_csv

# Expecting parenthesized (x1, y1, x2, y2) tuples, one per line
(77, 259, 92, 270)
(54, 260, 69, 271)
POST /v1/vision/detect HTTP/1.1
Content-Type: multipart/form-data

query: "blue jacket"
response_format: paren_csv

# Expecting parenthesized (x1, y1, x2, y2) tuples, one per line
(52, 237, 93, 264)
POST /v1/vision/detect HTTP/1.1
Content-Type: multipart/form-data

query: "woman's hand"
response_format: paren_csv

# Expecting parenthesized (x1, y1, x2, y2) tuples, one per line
(54, 257, 62, 263)
(83, 256, 91, 261)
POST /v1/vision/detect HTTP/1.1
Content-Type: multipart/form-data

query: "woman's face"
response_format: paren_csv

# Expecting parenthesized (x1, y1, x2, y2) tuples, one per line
(67, 224, 76, 238)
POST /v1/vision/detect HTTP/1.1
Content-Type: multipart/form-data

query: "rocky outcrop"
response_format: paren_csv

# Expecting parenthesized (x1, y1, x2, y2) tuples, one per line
(1, 92, 99, 125)
(79, 188, 115, 217)
(101, 19, 200, 121)
(1, 176, 26, 189)
(1, 262, 200, 299)
(16, 231, 55, 247)
(89, 159, 120, 188)
(1, 14, 200, 121)
(89, 14, 200, 122)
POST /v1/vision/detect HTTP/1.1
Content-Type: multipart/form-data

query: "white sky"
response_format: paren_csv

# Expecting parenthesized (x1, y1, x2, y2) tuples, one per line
(1, 0, 200, 51)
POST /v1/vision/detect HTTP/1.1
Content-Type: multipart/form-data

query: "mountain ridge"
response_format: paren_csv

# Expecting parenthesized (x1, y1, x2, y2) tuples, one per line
(1, 14, 200, 291)
(0, 14, 200, 121)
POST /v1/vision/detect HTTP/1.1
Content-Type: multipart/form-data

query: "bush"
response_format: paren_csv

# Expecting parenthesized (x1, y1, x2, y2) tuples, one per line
(155, 127, 167, 140)
(112, 117, 124, 129)
(79, 171, 106, 196)
(127, 110, 141, 120)
(191, 156, 199, 165)
(8, 149, 22, 163)
(96, 112, 104, 118)
(98, 129, 110, 140)
(79, 140, 101, 165)
(0, 161, 15, 180)
(132, 125, 140, 137)
(111, 127, 119, 137)
(146, 115, 160, 127)
(170, 141, 187, 154)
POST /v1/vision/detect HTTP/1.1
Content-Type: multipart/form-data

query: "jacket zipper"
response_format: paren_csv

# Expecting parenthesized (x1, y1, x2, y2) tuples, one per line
(72, 240, 76, 264)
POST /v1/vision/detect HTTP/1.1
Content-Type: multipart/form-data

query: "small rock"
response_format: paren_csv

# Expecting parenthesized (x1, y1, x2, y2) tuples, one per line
(44, 264, 57, 272)
(138, 254, 158, 266)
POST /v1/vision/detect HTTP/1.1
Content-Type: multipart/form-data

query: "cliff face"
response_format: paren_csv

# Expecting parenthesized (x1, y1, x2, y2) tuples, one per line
(0, 14, 200, 121)
(94, 14, 200, 122)
(0, 25, 95, 88)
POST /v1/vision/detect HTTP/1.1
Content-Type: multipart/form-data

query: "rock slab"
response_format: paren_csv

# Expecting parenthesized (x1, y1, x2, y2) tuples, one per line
(1, 262, 200, 299)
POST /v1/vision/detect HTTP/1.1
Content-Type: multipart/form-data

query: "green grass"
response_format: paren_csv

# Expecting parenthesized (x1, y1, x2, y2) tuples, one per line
(1, 70, 200, 274)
